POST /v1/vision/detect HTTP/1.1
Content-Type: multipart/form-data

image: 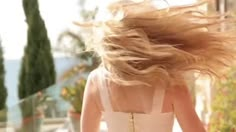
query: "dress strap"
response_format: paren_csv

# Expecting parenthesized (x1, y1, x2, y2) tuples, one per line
(151, 88, 166, 113)
(97, 68, 113, 112)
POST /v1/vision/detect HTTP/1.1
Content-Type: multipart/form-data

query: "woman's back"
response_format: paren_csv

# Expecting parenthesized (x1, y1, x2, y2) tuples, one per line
(80, 1, 235, 131)
(81, 67, 206, 132)
(95, 67, 174, 132)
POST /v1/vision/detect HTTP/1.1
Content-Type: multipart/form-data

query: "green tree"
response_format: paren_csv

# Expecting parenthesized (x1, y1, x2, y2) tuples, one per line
(58, 31, 99, 80)
(18, 0, 56, 100)
(17, 1, 56, 131)
(57, 0, 99, 117)
(0, 38, 7, 111)
(209, 68, 236, 132)
(57, 1, 99, 80)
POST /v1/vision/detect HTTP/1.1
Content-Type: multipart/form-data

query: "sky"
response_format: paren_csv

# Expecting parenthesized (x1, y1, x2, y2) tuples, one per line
(0, 0, 80, 59)
(0, 0, 197, 60)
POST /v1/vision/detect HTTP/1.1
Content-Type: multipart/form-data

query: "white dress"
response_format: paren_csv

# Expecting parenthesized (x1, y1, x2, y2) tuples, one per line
(97, 69, 174, 132)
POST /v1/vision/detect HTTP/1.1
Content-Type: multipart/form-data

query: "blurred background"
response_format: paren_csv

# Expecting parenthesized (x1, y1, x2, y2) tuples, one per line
(0, 0, 235, 131)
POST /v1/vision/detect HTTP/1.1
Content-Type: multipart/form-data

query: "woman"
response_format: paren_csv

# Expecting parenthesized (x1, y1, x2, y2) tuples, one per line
(80, 1, 235, 132)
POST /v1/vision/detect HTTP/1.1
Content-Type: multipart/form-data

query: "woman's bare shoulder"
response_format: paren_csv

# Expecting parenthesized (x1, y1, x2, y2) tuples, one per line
(88, 67, 99, 76)
(86, 67, 105, 111)
(166, 81, 189, 99)
(87, 67, 106, 82)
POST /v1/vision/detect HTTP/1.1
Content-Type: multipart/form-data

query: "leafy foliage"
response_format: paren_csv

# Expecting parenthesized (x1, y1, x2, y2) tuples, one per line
(0, 39, 7, 111)
(60, 78, 86, 113)
(57, 0, 99, 80)
(18, 0, 56, 118)
(57, 0, 99, 114)
(18, 0, 56, 100)
(20, 92, 48, 118)
(209, 68, 236, 132)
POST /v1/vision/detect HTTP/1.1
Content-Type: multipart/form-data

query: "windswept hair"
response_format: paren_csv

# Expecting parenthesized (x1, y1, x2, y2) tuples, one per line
(82, 0, 236, 86)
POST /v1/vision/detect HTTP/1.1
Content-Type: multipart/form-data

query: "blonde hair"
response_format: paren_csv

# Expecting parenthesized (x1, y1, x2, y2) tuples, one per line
(83, 0, 236, 86)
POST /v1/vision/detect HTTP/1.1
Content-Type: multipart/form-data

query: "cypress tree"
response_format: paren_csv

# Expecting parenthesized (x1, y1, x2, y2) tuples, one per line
(0, 38, 7, 110)
(18, 0, 56, 100)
